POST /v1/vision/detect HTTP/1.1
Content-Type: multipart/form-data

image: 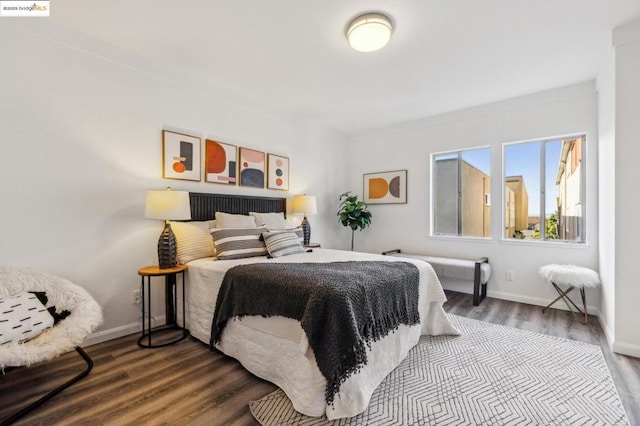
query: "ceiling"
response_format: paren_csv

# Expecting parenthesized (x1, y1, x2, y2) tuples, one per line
(50, 0, 640, 135)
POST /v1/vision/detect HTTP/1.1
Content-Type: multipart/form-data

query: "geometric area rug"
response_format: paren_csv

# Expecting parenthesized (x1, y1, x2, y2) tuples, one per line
(250, 314, 630, 425)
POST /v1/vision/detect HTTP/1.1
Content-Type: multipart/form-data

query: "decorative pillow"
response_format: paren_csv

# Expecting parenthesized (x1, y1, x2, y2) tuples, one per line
(171, 221, 216, 263)
(266, 227, 304, 245)
(262, 230, 306, 258)
(215, 212, 257, 229)
(210, 227, 268, 260)
(249, 212, 289, 230)
(30, 292, 71, 325)
(0, 291, 54, 345)
(292, 227, 304, 244)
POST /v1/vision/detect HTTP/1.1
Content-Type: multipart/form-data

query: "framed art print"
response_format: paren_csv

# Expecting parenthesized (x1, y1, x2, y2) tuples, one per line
(267, 154, 289, 190)
(205, 139, 237, 185)
(239, 147, 265, 188)
(363, 170, 407, 204)
(162, 130, 201, 181)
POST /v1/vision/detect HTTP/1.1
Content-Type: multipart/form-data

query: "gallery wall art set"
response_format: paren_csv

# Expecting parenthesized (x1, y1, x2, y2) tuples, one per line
(162, 130, 289, 191)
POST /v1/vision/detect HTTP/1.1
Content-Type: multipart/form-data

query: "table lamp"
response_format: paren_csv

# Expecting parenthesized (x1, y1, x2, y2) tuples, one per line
(292, 194, 317, 246)
(145, 188, 191, 269)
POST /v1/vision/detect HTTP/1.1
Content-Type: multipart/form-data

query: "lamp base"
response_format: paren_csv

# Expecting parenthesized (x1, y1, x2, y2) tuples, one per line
(158, 221, 177, 269)
(301, 216, 311, 246)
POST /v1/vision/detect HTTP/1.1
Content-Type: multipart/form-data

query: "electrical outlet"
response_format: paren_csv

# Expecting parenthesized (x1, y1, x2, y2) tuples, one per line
(132, 290, 142, 305)
(506, 270, 514, 281)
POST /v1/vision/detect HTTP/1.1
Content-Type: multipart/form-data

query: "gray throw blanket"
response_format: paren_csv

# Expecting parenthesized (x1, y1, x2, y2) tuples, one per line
(210, 261, 420, 404)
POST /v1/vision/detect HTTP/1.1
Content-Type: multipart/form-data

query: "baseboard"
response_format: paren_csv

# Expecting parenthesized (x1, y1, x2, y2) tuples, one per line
(83, 315, 166, 347)
(612, 341, 640, 358)
(598, 313, 615, 351)
(486, 289, 600, 317)
(597, 314, 640, 358)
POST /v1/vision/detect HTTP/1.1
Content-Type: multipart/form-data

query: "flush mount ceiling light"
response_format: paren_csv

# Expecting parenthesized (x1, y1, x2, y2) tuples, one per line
(346, 13, 393, 52)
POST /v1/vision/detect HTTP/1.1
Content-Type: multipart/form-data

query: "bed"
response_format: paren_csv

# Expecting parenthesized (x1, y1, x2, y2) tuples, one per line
(177, 193, 459, 420)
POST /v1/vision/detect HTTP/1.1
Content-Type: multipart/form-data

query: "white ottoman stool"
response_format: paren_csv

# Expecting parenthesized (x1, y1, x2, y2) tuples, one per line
(539, 264, 600, 324)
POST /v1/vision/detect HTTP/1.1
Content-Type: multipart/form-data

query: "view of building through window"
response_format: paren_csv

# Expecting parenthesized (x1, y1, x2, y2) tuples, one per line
(503, 136, 585, 243)
(432, 147, 491, 237)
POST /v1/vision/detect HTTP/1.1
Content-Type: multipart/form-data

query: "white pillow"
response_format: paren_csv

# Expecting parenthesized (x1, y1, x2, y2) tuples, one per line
(262, 230, 306, 258)
(249, 212, 289, 230)
(0, 292, 54, 345)
(171, 221, 216, 263)
(210, 227, 268, 260)
(215, 212, 257, 229)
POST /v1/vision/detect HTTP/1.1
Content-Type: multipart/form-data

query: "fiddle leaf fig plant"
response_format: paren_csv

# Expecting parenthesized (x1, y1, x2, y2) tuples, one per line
(337, 191, 372, 251)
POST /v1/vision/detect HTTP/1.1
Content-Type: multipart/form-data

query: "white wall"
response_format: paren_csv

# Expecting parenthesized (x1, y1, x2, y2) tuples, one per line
(612, 20, 640, 357)
(596, 50, 616, 347)
(0, 22, 347, 343)
(345, 82, 600, 310)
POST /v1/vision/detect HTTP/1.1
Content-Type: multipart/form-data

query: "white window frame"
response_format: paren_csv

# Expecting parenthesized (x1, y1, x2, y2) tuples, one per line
(430, 146, 492, 239)
(501, 134, 586, 244)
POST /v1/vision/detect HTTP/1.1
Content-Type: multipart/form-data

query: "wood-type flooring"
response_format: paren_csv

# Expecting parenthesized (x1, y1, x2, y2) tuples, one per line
(1, 291, 638, 425)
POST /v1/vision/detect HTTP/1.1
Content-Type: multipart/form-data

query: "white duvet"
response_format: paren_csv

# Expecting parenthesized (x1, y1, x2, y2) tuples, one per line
(183, 249, 459, 420)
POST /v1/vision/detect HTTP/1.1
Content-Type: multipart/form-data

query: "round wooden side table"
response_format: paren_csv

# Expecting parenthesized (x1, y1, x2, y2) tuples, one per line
(137, 264, 190, 348)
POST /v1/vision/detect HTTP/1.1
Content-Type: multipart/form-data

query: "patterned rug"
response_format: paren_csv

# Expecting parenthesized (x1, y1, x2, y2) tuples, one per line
(250, 315, 629, 425)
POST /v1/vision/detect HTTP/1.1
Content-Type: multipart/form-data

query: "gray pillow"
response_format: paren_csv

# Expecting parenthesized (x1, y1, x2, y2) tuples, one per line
(210, 227, 268, 260)
(262, 230, 306, 258)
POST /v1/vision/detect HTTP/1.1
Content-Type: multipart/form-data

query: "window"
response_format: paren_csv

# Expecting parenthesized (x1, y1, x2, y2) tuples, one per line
(503, 135, 585, 243)
(432, 147, 491, 237)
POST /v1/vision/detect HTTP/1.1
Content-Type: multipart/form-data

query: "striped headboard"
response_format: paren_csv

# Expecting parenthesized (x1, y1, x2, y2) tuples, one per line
(188, 192, 287, 221)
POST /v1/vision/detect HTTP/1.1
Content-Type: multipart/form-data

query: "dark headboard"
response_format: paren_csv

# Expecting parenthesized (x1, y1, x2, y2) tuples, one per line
(189, 192, 287, 221)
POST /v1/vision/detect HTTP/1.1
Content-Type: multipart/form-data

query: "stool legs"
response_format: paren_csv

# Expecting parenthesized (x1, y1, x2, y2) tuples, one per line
(542, 282, 588, 324)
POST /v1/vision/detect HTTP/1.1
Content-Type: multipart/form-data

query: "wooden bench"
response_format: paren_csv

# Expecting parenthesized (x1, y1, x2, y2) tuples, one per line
(382, 249, 491, 306)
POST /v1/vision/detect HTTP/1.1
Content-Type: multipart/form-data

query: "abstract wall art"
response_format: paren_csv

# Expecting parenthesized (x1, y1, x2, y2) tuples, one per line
(205, 139, 237, 185)
(267, 154, 289, 190)
(162, 130, 201, 181)
(239, 147, 265, 188)
(363, 170, 407, 204)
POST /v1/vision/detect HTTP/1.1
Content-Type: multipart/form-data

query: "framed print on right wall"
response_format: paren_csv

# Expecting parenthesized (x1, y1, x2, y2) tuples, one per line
(363, 170, 407, 204)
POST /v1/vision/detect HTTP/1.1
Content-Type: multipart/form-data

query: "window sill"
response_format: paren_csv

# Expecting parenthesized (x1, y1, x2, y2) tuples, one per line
(499, 238, 591, 250)
(427, 235, 592, 250)
(429, 235, 494, 244)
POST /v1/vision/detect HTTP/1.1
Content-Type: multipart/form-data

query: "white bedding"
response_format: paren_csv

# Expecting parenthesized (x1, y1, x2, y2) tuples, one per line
(183, 248, 459, 420)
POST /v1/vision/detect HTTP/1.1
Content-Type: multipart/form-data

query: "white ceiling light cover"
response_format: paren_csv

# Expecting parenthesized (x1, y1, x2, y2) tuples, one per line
(346, 13, 393, 52)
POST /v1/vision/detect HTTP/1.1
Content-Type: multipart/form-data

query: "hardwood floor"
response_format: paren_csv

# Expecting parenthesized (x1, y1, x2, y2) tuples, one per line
(1, 291, 639, 425)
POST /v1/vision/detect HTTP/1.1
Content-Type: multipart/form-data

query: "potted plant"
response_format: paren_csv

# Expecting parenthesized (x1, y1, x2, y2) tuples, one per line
(337, 191, 372, 251)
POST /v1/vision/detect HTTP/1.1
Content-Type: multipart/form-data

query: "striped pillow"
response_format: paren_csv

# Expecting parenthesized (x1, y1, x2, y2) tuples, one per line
(291, 227, 304, 244)
(266, 227, 304, 244)
(262, 230, 305, 258)
(210, 227, 268, 260)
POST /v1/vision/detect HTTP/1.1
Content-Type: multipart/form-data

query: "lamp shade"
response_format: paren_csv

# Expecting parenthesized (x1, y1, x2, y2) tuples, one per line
(292, 195, 317, 216)
(346, 13, 393, 52)
(144, 189, 191, 221)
